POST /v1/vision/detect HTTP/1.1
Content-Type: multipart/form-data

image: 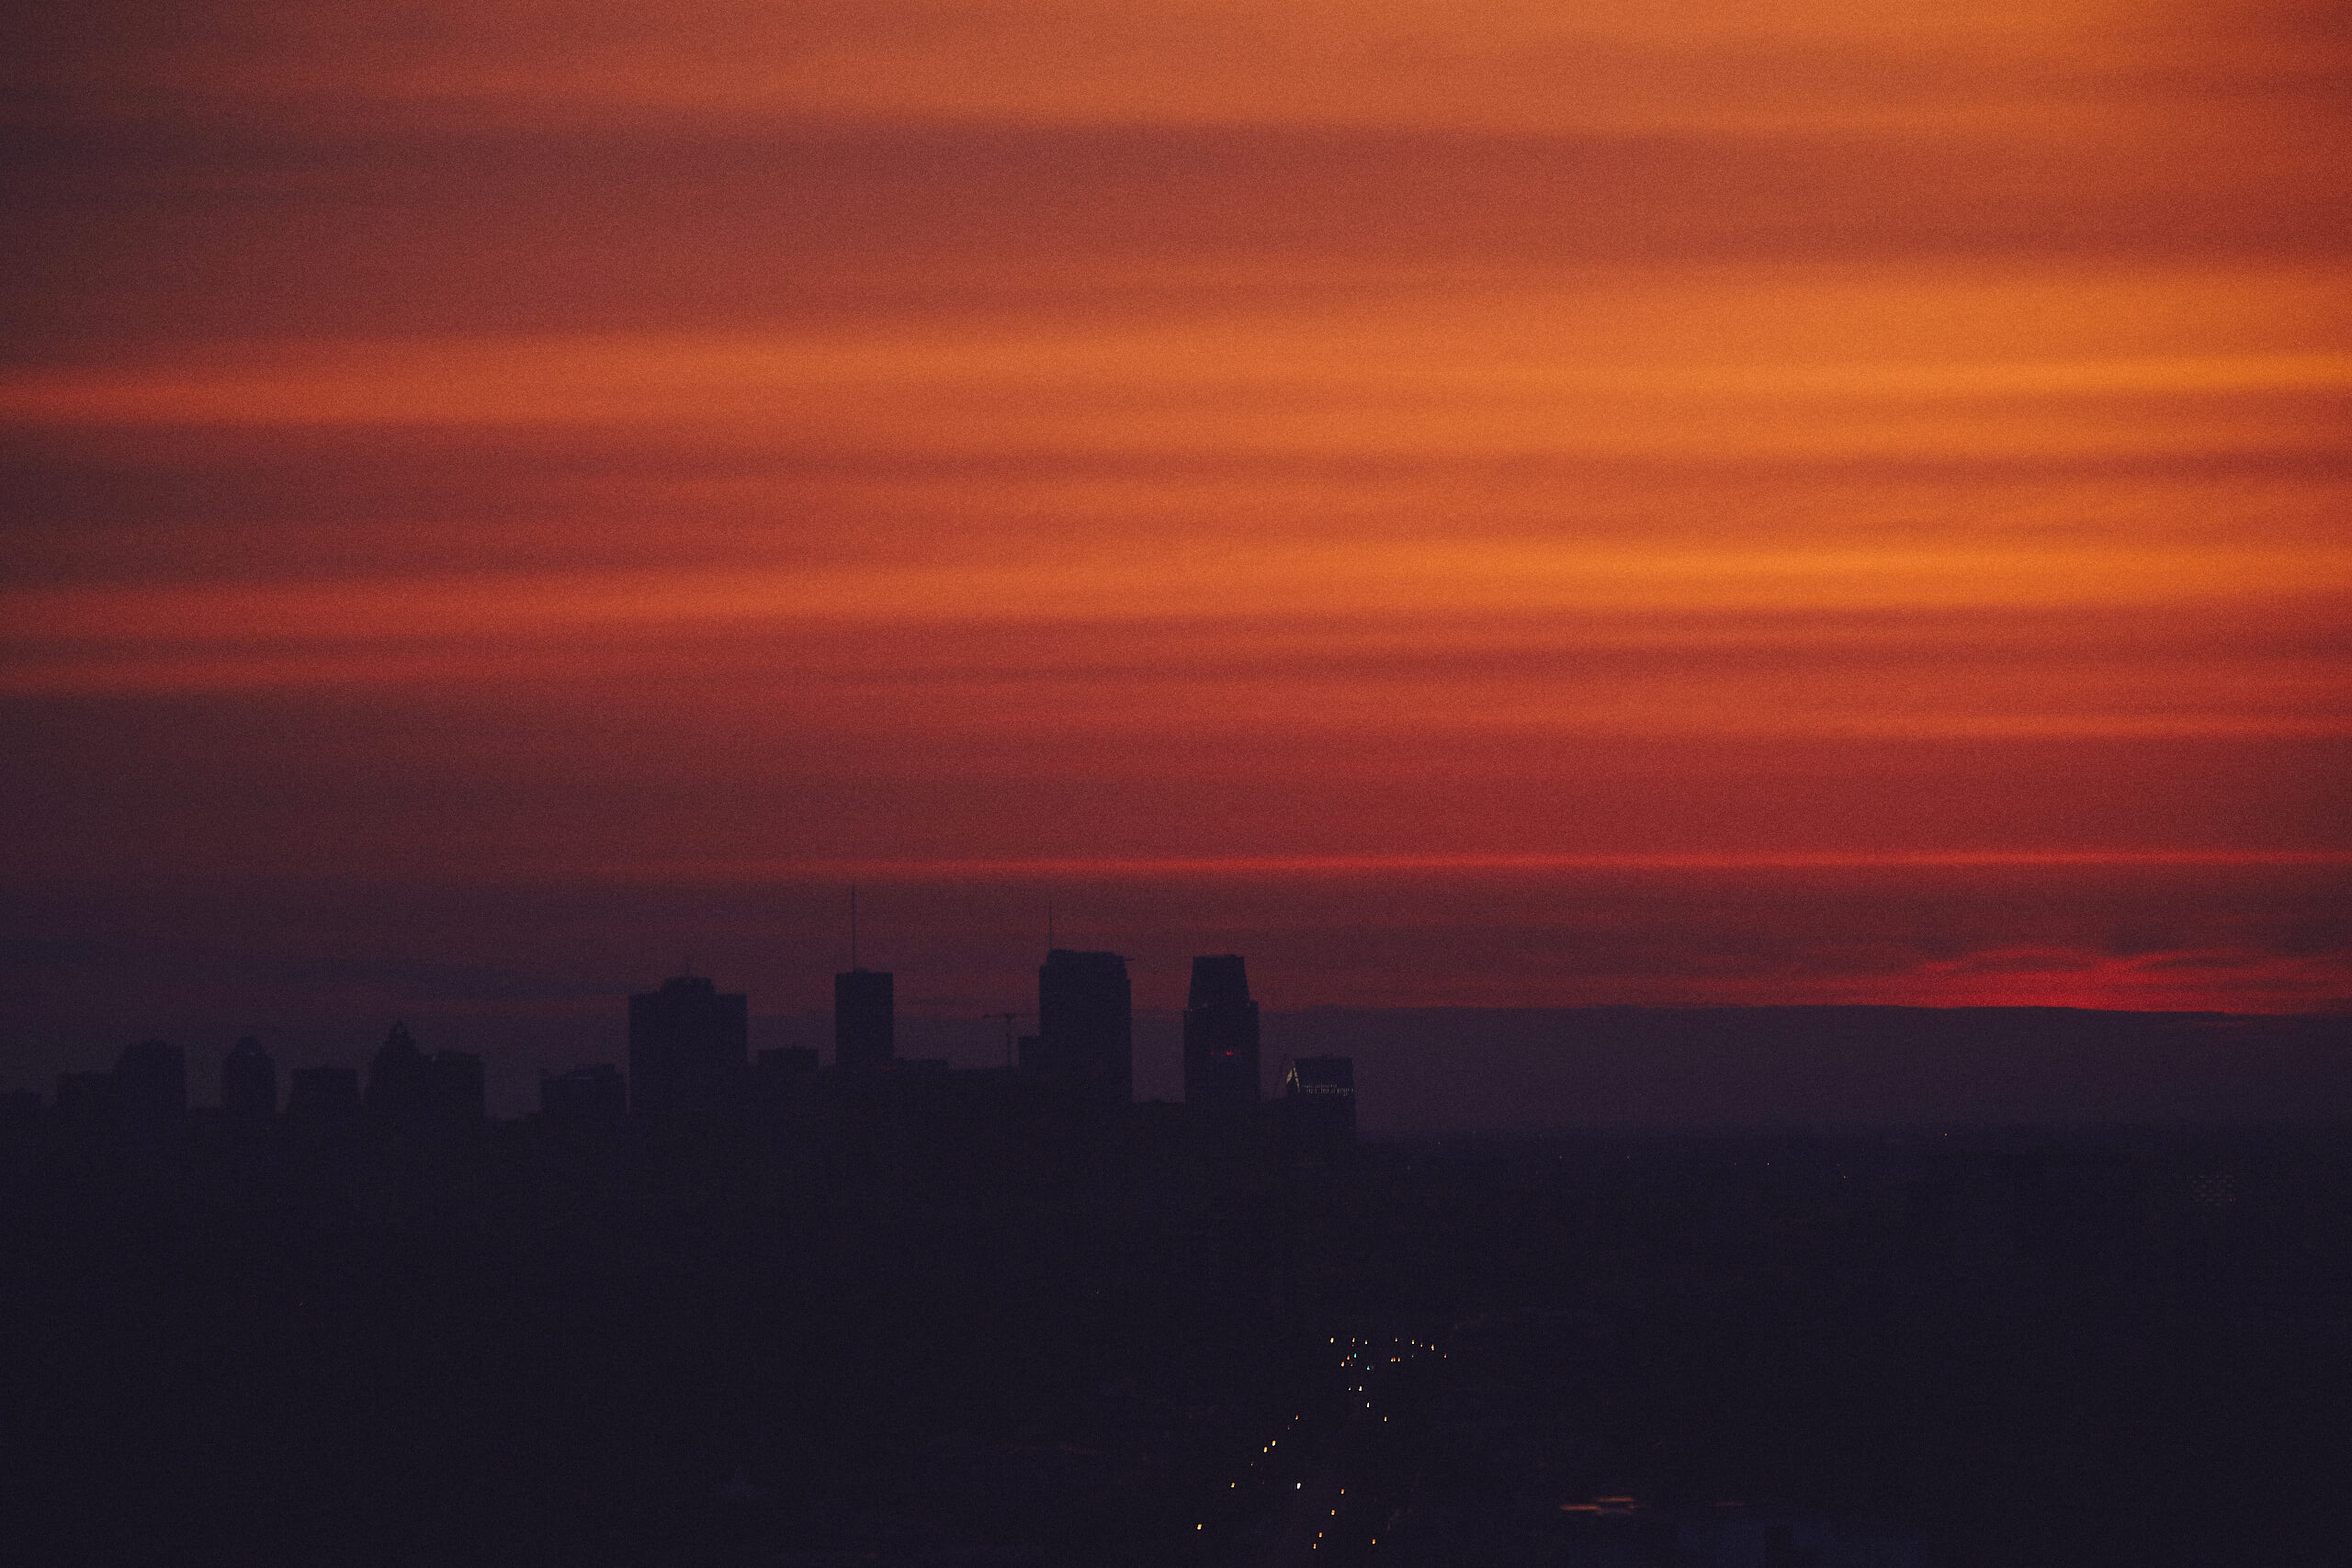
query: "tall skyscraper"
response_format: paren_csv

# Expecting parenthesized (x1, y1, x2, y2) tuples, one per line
(1182, 954, 1261, 1109)
(1035, 949, 1132, 1104)
(834, 969, 895, 1071)
(222, 1035, 277, 1121)
(628, 974, 748, 1118)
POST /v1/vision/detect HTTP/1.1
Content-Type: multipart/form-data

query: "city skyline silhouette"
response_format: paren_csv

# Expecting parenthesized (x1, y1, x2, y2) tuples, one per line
(6, 931, 2347, 1564)
(12, 932, 2346, 1130)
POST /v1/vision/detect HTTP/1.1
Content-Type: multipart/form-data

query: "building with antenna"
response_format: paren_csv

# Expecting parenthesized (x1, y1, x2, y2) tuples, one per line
(835, 969, 894, 1071)
(1034, 949, 1132, 1103)
(834, 886, 895, 1071)
(1182, 954, 1261, 1109)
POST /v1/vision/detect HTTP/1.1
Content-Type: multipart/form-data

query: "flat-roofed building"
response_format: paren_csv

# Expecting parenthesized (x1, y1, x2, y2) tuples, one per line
(1036, 949, 1132, 1104)
(628, 975, 748, 1118)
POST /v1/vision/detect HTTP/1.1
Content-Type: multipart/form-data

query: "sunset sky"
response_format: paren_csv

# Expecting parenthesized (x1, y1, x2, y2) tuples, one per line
(4, 1, 2347, 1095)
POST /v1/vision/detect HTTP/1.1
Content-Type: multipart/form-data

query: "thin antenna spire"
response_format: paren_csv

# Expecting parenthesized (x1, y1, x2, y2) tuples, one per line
(850, 884, 859, 971)
(1046, 897, 1054, 954)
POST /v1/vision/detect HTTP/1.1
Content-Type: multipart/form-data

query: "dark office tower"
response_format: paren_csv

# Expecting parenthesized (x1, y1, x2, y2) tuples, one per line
(222, 1035, 277, 1121)
(286, 1065, 361, 1123)
(115, 1038, 187, 1141)
(366, 1021, 433, 1131)
(1036, 950, 1133, 1103)
(1182, 954, 1261, 1109)
(628, 974, 749, 1118)
(1283, 1055, 1355, 1147)
(834, 969, 895, 1071)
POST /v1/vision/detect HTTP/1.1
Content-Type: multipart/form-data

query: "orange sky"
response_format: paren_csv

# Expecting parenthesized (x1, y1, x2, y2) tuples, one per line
(2, 0, 2347, 1067)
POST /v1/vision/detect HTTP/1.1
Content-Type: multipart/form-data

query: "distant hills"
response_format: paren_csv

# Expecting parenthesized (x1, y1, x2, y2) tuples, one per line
(1261, 1006, 2352, 1133)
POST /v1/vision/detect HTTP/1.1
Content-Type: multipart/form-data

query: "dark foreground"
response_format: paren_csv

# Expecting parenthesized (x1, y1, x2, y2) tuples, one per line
(6, 1092, 2350, 1565)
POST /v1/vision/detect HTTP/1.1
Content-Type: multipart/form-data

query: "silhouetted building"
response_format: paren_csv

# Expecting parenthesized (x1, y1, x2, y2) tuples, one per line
(428, 1049, 485, 1130)
(1182, 954, 1261, 1109)
(541, 1063, 627, 1127)
(222, 1034, 277, 1121)
(367, 1021, 433, 1131)
(1035, 950, 1132, 1103)
(286, 1065, 361, 1123)
(1283, 1055, 1355, 1148)
(834, 969, 895, 1071)
(54, 1071, 120, 1134)
(628, 975, 748, 1118)
(115, 1038, 187, 1141)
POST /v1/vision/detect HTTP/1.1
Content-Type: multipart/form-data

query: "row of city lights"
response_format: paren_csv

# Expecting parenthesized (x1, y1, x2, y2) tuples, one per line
(1194, 1333, 1447, 1551)
(1309, 1334, 1443, 1552)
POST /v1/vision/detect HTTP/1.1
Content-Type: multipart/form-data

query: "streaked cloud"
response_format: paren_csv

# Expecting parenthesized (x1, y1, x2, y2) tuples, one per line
(2, 0, 2346, 1022)
(15, 0, 2345, 141)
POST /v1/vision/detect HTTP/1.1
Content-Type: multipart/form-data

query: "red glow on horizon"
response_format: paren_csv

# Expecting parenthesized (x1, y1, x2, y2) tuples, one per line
(592, 849, 2352, 886)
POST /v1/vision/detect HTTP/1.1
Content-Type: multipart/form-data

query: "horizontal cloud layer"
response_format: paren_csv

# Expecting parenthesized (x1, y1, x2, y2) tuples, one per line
(3, 0, 2346, 1039)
